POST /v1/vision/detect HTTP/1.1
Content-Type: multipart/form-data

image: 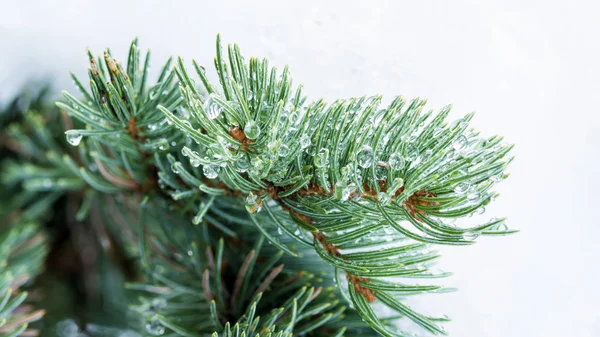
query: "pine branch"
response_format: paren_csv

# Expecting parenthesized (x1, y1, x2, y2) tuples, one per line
(0, 35, 516, 337)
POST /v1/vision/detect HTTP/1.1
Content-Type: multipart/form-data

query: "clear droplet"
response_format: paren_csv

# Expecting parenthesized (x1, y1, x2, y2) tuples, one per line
(171, 162, 181, 174)
(203, 164, 219, 179)
(404, 144, 419, 162)
(277, 144, 290, 157)
(357, 145, 374, 168)
(145, 317, 165, 336)
(252, 156, 265, 171)
(314, 148, 330, 168)
(245, 192, 262, 213)
(452, 135, 467, 151)
(203, 96, 222, 120)
(388, 153, 405, 170)
(454, 182, 470, 194)
(150, 298, 167, 312)
(190, 157, 200, 167)
(463, 232, 480, 241)
(300, 134, 311, 149)
(467, 192, 479, 203)
(377, 192, 391, 205)
(247, 91, 254, 102)
(65, 130, 82, 146)
(475, 207, 485, 215)
(244, 120, 261, 139)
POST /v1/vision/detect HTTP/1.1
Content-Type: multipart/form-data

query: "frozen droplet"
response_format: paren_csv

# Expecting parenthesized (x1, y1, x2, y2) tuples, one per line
(454, 182, 470, 194)
(150, 298, 167, 312)
(377, 192, 391, 205)
(203, 96, 222, 120)
(252, 157, 265, 171)
(65, 131, 82, 146)
(277, 144, 290, 157)
(314, 148, 330, 168)
(300, 134, 311, 149)
(467, 192, 479, 203)
(190, 157, 200, 167)
(158, 139, 169, 151)
(244, 120, 261, 139)
(203, 164, 219, 179)
(404, 144, 419, 162)
(388, 153, 405, 170)
(245, 192, 262, 213)
(357, 145, 374, 168)
(463, 232, 480, 241)
(236, 157, 249, 173)
(145, 317, 165, 336)
(452, 135, 467, 151)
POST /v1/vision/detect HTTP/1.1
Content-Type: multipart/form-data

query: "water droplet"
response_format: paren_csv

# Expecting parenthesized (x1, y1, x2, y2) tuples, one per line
(314, 148, 330, 168)
(497, 223, 508, 231)
(277, 227, 283, 235)
(454, 182, 470, 194)
(247, 91, 254, 102)
(245, 192, 262, 213)
(277, 144, 290, 157)
(145, 317, 165, 336)
(150, 298, 167, 312)
(300, 134, 311, 149)
(190, 157, 200, 167)
(236, 157, 249, 173)
(203, 164, 219, 179)
(203, 96, 222, 120)
(404, 144, 419, 162)
(244, 120, 261, 139)
(377, 192, 391, 205)
(158, 138, 169, 151)
(475, 207, 485, 215)
(452, 135, 467, 151)
(467, 192, 479, 203)
(65, 131, 82, 146)
(388, 153, 405, 170)
(252, 156, 265, 172)
(357, 145, 374, 168)
(171, 162, 181, 174)
(463, 232, 480, 241)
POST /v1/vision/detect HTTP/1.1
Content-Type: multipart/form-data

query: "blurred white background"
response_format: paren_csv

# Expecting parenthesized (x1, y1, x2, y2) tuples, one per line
(1, 1, 599, 336)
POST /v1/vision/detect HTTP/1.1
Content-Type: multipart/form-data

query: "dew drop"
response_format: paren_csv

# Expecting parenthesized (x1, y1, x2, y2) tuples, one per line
(454, 182, 470, 194)
(357, 145, 374, 168)
(145, 317, 165, 336)
(65, 131, 82, 146)
(244, 120, 261, 139)
(300, 134, 312, 149)
(245, 192, 262, 213)
(277, 144, 290, 157)
(314, 148, 330, 168)
(463, 232, 480, 241)
(378, 192, 391, 205)
(203, 164, 219, 179)
(190, 158, 200, 167)
(388, 153, 405, 170)
(467, 192, 479, 203)
(203, 96, 222, 120)
(452, 135, 467, 151)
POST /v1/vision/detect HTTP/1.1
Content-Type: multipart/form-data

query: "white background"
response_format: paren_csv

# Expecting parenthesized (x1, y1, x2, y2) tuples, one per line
(1, 1, 599, 336)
